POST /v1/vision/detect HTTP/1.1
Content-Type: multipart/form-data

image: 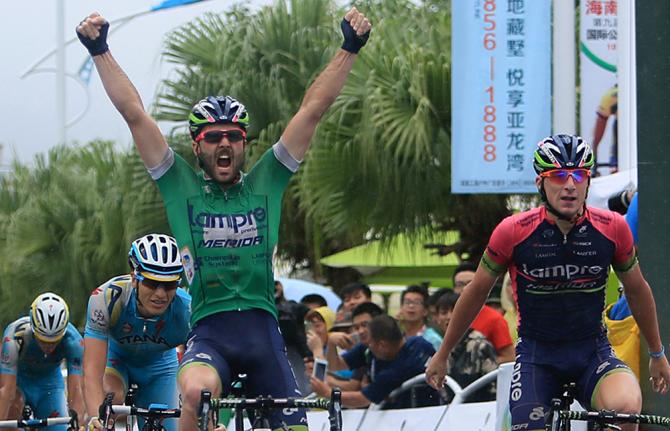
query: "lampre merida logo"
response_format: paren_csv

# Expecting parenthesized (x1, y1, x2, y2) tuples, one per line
(188, 204, 266, 249)
(520, 263, 604, 279)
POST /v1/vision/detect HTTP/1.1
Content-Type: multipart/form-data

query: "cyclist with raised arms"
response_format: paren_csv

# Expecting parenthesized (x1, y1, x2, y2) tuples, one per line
(84, 234, 190, 431)
(426, 134, 670, 431)
(0, 293, 85, 430)
(76, 7, 371, 430)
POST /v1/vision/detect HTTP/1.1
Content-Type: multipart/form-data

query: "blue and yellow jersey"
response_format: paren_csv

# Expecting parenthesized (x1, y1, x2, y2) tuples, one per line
(84, 275, 191, 367)
(0, 317, 83, 378)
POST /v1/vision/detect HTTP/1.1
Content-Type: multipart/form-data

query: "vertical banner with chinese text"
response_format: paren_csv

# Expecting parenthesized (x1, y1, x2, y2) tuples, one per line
(580, 0, 619, 176)
(452, 0, 551, 194)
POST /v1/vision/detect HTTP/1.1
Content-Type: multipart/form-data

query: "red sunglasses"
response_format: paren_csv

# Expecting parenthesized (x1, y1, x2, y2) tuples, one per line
(540, 168, 591, 184)
(195, 129, 246, 144)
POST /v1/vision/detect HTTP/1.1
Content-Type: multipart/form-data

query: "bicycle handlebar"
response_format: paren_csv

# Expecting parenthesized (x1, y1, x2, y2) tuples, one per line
(99, 392, 180, 431)
(202, 389, 342, 431)
(0, 416, 75, 429)
(557, 409, 670, 427)
(103, 405, 180, 418)
(212, 396, 331, 410)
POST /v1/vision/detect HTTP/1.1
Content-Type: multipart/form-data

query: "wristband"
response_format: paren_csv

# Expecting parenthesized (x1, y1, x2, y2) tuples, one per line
(77, 21, 110, 57)
(649, 345, 665, 359)
(340, 18, 370, 54)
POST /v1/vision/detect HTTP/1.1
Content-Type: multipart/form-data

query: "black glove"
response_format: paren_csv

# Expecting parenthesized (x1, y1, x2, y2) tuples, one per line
(341, 18, 370, 54)
(77, 21, 110, 56)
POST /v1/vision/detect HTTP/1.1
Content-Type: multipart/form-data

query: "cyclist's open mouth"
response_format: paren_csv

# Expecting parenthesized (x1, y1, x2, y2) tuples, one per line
(217, 154, 232, 168)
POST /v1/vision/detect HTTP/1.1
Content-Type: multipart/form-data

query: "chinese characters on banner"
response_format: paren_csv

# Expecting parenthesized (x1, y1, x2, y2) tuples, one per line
(452, 0, 551, 194)
(580, 0, 619, 177)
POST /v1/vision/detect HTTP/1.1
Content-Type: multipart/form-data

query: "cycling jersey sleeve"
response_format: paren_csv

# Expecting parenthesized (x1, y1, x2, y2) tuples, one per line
(84, 285, 113, 341)
(64, 325, 84, 376)
(155, 153, 200, 198)
(482, 216, 516, 276)
(611, 211, 638, 273)
(147, 147, 175, 180)
(0, 324, 19, 375)
(246, 142, 295, 193)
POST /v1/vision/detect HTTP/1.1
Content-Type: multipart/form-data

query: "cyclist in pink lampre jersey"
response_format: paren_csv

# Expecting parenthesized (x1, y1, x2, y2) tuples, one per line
(426, 134, 670, 431)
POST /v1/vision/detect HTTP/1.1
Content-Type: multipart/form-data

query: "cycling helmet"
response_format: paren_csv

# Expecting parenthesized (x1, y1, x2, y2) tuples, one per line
(30, 292, 69, 342)
(533, 134, 595, 174)
(128, 234, 183, 282)
(188, 95, 250, 140)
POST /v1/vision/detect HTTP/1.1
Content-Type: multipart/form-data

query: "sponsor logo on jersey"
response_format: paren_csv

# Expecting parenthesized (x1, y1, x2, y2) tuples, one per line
(188, 204, 267, 249)
(195, 352, 212, 361)
(520, 263, 604, 279)
(526, 280, 601, 292)
(117, 334, 170, 346)
(511, 361, 522, 401)
(181, 246, 195, 285)
(529, 406, 545, 421)
(198, 236, 263, 249)
(188, 205, 266, 232)
(122, 323, 132, 333)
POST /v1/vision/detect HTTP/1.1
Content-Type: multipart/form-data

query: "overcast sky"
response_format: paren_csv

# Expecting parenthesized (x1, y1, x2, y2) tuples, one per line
(0, 0, 272, 165)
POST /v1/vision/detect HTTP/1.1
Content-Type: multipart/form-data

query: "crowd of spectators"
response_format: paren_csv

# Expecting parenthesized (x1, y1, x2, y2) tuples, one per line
(275, 263, 516, 409)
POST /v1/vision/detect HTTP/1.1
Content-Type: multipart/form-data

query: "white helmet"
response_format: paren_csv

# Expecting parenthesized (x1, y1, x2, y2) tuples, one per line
(30, 292, 69, 342)
(128, 234, 183, 282)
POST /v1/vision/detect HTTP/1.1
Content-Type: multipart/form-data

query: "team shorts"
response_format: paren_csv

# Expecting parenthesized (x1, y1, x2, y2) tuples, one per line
(180, 309, 307, 430)
(18, 370, 68, 431)
(509, 333, 632, 430)
(106, 350, 179, 431)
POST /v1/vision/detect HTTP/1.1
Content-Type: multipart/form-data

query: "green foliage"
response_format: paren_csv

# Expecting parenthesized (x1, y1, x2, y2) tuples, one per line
(0, 141, 171, 328)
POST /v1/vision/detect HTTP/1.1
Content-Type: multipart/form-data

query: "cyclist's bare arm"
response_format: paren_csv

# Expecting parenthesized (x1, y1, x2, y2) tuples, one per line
(280, 7, 371, 161)
(426, 265, 498, 388)
(83, 337, 109, 420)
(619, 265, 663, 352)
(66, 373, 86, 424)
(440, 266, 497, 358)
(0, 373, 17, 420)
(496, 344, 516, 364)
(618, 265, 670, 393)
(77, 13, 168, 168)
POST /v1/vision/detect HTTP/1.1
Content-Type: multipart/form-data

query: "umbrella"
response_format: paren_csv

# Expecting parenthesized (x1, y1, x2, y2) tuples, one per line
(276, 277, 341, 311)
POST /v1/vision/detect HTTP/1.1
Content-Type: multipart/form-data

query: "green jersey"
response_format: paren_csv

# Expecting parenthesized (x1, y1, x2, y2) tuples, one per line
(154, 143, 296, 325)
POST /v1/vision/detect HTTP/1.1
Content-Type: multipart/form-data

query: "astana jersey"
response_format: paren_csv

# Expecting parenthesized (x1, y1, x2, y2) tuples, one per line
(153, 142, 297, 325)
(1, 318, 83, 379)
(84, 275, 191, 366)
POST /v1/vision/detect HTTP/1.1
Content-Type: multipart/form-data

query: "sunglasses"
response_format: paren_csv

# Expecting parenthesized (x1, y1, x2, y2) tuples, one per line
(540, 168, 591, 184)
(195, 129, 246, 144)
(140, 276, 180, 291)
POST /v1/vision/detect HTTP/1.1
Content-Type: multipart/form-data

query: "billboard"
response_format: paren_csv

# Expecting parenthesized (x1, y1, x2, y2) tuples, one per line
(452, 0, 551, 194)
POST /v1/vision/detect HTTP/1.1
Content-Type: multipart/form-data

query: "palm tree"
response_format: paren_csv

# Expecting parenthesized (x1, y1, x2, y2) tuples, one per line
(0, 140, 179, 328)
